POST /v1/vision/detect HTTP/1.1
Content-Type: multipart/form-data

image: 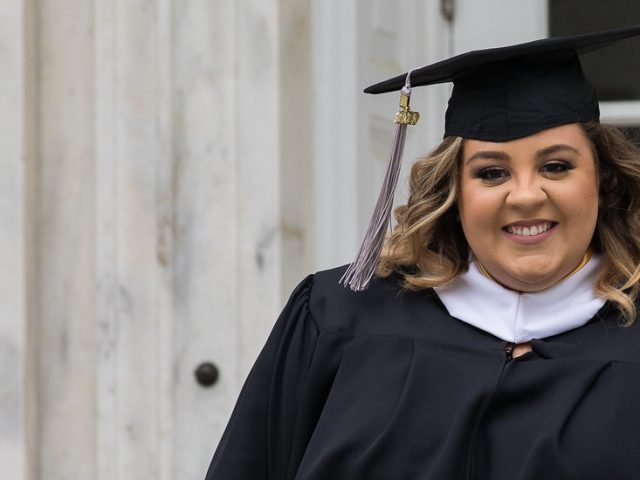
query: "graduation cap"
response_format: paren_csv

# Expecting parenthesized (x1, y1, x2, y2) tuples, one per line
(341, 24, 640, 291)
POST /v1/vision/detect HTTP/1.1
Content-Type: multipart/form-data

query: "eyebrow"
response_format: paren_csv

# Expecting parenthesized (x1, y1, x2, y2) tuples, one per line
(465, 143, 580, 165)
(465, 150, 508, 165)
(535, 144, 580, 158)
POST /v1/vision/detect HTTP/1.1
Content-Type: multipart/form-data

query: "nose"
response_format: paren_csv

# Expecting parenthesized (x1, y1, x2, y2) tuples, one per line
(505, 177, 548, 210)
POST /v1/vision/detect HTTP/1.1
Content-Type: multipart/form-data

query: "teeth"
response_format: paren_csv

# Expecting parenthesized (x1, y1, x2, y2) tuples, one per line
(507, 222, 552, 236)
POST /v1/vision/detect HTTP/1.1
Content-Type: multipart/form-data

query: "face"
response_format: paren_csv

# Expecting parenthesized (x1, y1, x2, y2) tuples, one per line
(458, 123, 599, 292)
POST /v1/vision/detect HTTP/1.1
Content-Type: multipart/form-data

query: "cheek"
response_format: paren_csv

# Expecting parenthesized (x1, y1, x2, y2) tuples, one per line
(560, 176, 599, 217)
(458, 187, 503, 248)
(459, 185, 501, 226)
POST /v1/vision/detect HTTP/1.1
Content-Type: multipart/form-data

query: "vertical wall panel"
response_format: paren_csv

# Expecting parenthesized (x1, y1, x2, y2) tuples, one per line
(36, 1, 97, 478)
(0, 1, 35, 479)
(155, 3, 175, 479)
(171, 0, 240, 476)
(94, 1, 118, 478)
(279, 0, 312, 294)
(311, 0, 360, 271)
(95, 0, 173, 478)
(234, 0, 285, 377)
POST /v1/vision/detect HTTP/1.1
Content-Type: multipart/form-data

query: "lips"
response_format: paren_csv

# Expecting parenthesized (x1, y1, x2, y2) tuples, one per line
(503, 221, 557, 237)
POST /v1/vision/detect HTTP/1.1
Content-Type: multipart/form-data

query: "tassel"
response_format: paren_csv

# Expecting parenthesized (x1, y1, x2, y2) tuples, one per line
(340, 71, 420, 291)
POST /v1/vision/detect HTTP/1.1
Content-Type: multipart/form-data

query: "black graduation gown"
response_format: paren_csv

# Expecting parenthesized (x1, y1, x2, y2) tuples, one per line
(205, 265, 640, 480)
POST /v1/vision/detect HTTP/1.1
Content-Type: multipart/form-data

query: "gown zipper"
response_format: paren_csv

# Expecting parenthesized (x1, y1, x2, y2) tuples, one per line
(465, 342, 514, 479)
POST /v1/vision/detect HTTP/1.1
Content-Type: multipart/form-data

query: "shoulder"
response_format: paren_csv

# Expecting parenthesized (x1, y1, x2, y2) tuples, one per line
(303, 265, 449, 337)
(569, 301, 640, 362)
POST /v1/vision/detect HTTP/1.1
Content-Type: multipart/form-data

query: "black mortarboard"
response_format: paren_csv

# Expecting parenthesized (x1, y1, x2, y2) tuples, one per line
(365, 24, 640, 141)
(341, 25, 640, 291)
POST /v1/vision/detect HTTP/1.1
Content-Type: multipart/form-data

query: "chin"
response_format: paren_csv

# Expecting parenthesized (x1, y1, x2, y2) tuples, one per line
(500, 267, 560, 292)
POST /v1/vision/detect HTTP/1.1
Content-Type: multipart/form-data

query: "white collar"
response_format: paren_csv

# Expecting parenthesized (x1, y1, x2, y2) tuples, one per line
(433, 255, 605, 343)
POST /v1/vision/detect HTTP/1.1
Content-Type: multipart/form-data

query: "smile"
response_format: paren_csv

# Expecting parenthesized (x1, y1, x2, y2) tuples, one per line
(505, 221, 555, 237)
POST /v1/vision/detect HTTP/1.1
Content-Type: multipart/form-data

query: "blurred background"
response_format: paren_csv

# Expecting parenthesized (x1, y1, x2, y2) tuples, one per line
(2, 0, 640, 478)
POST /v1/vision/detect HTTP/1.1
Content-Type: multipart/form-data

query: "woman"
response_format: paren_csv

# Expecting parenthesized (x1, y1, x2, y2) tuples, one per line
(206, 26, 640, 479)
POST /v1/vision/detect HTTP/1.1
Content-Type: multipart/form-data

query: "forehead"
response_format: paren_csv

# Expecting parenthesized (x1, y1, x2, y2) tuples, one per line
(461, 123, 594, 159)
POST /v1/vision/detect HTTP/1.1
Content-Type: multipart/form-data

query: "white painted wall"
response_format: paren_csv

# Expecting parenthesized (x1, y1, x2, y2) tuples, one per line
(453, 0, 548, 52)
(1, 0, 312, 479)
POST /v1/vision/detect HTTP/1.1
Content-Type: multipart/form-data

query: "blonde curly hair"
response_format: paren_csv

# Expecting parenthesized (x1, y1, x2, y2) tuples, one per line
(377, 123, 640, 325)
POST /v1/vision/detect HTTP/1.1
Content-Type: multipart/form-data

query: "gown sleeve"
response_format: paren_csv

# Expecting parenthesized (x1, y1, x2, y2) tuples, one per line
(204, 274, 319, 480)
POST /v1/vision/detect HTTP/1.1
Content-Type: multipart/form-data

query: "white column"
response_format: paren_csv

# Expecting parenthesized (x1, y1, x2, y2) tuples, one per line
(279, 0, 313, 294)
(311, 0, 360, 271)
(0, 1, 35, 479)
(233, 0, 286, 375)
(36, 0, 97, 478)
(95, 0, 173, 479)
(170, 0, 241, 477)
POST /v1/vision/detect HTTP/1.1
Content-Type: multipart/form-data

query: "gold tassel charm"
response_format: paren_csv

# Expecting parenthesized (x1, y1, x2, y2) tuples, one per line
(395, 91, 420, 125)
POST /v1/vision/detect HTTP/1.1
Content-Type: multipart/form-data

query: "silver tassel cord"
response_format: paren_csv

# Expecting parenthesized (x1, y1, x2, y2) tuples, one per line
(340, 71, 420, 291)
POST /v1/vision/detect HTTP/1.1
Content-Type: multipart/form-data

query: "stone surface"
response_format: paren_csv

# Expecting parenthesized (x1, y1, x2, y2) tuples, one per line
(0, 0, 313, 478)
(0, 2, 34, 479)
(36, 1, 97, 478)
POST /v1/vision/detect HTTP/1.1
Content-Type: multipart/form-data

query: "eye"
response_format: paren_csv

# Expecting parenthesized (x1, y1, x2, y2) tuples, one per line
(473, 167, 509, 182)
(541, 161, 573, 175)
